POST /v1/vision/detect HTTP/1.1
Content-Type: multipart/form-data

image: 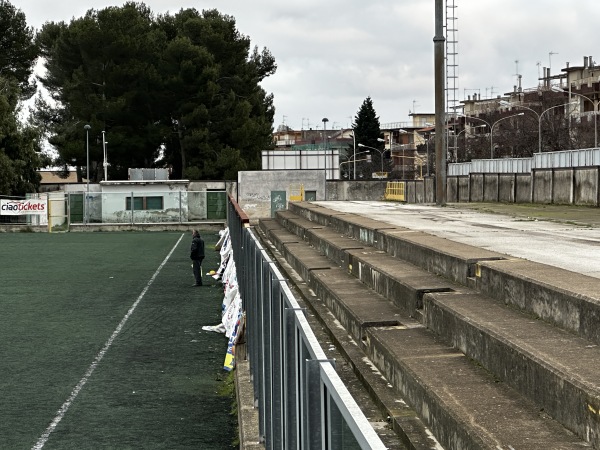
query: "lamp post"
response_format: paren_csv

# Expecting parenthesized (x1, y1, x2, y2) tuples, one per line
(348, 131, 357, 180)
(322, 117, 329, 179)
(552, 86, 598, 148)
(102, 130, 108, 181)
(500, 100, 576, 153)
(358, 143, 385, 173)
(489, 112, 524, 158)
(84, 124, 91, 224)
(339, 150, 370, 178)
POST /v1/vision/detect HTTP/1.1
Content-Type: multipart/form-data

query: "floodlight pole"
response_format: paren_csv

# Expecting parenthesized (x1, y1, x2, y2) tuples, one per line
(434, 0, 446, 205)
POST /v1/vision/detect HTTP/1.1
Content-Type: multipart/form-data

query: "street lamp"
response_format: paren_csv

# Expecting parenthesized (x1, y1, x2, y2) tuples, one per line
(339, 150, 370, 178)
(552, 86, 598, 148)
(322, 118, 329, 179)
(84, 124, 91, 224)
(358, 142, 385, 173)
(500, 100, 576, 153)
(102, 130, 108, 181)
(348, 131, 357, 180)
(489, 112, 524, 158)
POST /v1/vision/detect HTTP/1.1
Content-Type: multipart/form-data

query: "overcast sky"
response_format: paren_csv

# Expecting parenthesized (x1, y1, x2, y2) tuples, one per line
(18, 0, 600, 131)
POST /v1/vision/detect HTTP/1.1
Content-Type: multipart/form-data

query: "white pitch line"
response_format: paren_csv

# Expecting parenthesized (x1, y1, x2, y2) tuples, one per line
(32, 233, 185, 450)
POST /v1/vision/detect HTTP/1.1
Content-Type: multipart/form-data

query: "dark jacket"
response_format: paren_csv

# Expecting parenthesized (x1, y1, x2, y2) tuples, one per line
(190, 235, 205, 260)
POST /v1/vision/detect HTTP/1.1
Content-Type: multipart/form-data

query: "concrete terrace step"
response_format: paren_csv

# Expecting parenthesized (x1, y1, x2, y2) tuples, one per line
(424, 290, 600, 446)
(345, 248, 455, 319)
(476, 258, 600, 346)
(290, 202, 600, 347)
(288, 201, 506, 285)
(366, 326, 585, 449)
(258, 216, 589, 449)
(275, 208, 600, 445)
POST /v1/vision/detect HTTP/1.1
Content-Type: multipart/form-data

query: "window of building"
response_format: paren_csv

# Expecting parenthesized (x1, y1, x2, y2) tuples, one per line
(126, 196, 163, 210)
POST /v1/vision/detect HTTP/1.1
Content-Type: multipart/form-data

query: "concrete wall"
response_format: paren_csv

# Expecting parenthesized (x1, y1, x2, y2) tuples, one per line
(498, 174, 516, 203)
(100, 182, 188, 223)
(447, 167, 600, 206)
(515, 174, 532, 203)
(483, 174, 499, 202)
(325, 180, 387, 201)
(574, 168, 598, 205)
(552, 169, 573, 204)
(188, 180, 237, 198)
(470, 175, 484, 202)
(238, 170, 325, 220)
(447, 177, 458, 203)
(532, 170, 553, 204)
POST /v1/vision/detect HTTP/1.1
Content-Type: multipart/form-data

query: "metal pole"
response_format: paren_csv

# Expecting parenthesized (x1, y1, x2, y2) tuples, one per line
(595, 100, 598, 148)
(322, 118, 328, 179)
(538, 116, 542, 153)
(434, 0, 446, 205)
(102, 130, 108, 181)
(402, 147, 405, 179)
(84, 124, 91, 223)
(426, 135, 430, 176)
(490, 124, 495, 159)
(352, 132, 356, 180)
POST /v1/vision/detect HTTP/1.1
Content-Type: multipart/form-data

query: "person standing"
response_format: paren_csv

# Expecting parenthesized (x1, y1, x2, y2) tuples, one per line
(190, 230, 205, 286)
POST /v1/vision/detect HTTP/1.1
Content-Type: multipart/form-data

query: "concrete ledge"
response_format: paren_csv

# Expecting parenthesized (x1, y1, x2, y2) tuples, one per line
(288, 201, 348, 224)
(280, 243, 333, 282)
(376, 229, 506, 285)
(309, 268, 404, 344)
(476, 259, 600, 345)
(235, 358, 264, 449)
(304, 228, 365, 268)
(423, 290, 600, 446)
(326, 214, 399, 243)
(347, 249, 455, 318)
(69, 222, 225, 232)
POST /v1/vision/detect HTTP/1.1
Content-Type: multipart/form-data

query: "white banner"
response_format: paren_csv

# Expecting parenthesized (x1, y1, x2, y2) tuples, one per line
(0, 199, 48, 216)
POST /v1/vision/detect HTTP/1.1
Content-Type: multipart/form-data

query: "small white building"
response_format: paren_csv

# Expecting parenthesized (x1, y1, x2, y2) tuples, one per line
(100, 180, 190, 223)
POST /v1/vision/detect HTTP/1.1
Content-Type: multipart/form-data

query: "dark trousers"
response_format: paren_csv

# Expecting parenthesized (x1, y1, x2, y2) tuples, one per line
(192, 258, 204, 285)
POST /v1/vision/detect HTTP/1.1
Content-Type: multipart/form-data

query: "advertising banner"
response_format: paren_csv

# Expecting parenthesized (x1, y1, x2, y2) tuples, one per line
(0, 199, 47, 216)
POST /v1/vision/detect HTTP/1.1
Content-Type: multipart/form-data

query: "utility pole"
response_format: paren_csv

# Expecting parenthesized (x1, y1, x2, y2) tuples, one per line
(434, 0, 446, 206)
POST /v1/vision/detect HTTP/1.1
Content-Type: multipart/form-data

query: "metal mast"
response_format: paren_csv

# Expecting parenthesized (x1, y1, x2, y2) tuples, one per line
(445, 0, 459, 162)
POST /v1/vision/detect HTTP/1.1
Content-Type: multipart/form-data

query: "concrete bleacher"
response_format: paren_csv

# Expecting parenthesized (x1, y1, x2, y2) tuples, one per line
(257, 201, 600, 449)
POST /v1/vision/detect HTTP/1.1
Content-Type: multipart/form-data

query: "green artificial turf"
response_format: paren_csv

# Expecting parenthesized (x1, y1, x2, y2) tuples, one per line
(0, 230, 235, 449)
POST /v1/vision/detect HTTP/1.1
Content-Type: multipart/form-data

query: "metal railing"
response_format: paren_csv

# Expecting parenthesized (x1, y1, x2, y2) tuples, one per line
(227, 196, 386, 450)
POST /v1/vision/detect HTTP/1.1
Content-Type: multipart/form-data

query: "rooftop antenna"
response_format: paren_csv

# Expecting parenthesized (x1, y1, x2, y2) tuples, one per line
(549, 51, 558, 74)
(536, 61, 542, 84)
(282, 115, 287, 126)
(514, 60, 521, 85)
(412, 100, 420, 114)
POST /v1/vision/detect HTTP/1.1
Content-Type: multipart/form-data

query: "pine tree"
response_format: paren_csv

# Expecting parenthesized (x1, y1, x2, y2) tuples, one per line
(353, 97, 387, 178)
(0, 1, 43, 196)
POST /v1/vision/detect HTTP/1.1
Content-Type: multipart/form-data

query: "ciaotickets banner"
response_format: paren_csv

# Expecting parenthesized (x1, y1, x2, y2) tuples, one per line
(0, 199, 47, 216)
